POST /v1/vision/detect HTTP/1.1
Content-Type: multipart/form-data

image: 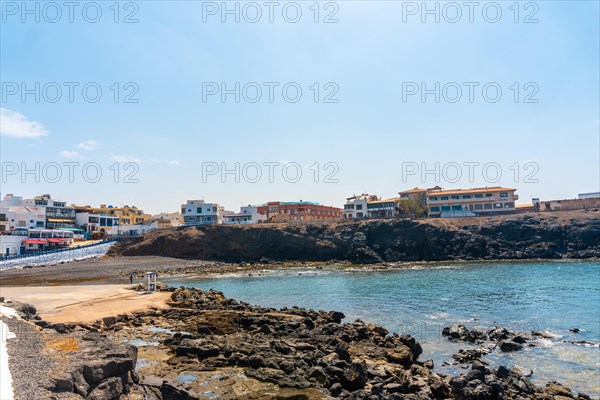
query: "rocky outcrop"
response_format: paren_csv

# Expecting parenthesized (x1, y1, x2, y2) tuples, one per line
(442, 324, 530, 351)
(450, 362, 592, 400)
(90, 288, 593, 400)
(108, 210, 600, 263)
(47, 332, 138, 399)
(0, 300, 138, 400)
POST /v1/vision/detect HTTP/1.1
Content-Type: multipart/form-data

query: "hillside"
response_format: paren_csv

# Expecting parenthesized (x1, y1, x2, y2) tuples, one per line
(108, 210, 600, 263)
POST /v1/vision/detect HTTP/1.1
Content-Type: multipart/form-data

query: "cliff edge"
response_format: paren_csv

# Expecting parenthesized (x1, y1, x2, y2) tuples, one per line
(108, 210, 600, 263)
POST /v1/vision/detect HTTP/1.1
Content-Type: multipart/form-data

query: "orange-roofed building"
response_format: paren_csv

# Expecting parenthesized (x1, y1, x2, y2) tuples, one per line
(426, 186, 518, 218)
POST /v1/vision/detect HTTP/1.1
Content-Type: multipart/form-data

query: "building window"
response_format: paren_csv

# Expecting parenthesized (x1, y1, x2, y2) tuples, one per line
(430, 207, 440, 212)
(484, 204, 493, 209)
(486, 193, 493, 197)
(475, 204, 483, 210)
(452, 205, 462, 211)
(429, 197, 438, 201)
(495, 203, 503, 208)
(500, 192, 508, 198)
(475, 194, 483, 198)
(441, 206, 451, 212)
(451, 196, 459, 200)
(197, 208, 202, 213)
(441, 196, 449, 201)
(462, 195, 472, 199)
(356, 204, 363, 210)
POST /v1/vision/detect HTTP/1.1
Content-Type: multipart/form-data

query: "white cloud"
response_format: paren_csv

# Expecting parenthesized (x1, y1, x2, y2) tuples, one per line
(110, 155, 142, 163)
(60, 150, 84, 159)
(76, 140, 98, 151)
(150, 158, 180, 166)
(0, 108, 49, 138)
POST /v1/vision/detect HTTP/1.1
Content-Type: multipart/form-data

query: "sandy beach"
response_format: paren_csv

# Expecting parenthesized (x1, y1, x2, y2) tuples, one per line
(0, 284, 171, 323)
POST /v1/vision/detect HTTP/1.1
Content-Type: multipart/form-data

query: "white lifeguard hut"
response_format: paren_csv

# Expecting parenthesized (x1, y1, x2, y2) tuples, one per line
(145, 271, 158, 293)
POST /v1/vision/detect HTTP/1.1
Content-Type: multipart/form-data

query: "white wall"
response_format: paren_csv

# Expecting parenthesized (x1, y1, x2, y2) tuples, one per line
(0, 236, 25, 256)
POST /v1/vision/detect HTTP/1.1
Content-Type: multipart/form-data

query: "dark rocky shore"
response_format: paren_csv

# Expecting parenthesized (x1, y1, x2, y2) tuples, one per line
(108, 210, 600, 264)
(2, 288, 594, 400)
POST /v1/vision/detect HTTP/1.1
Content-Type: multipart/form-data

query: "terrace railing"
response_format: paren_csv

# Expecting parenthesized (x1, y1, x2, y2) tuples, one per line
(0, 238, 118, 269)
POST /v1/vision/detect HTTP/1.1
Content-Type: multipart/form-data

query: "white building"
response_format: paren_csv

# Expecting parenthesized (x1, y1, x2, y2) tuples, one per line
(182, 200, 230, 226)
(0, 194, 24, 207)
(75, 212, 120, 235)
(578, 192, 600, 200)
(0, 234, 26, 256)
(152, 212, 183, 228)
(343, 194, 379, 219)
(24, 229, 74, 252)
(223, 206, 267, 225)
(0, 206, 46, 232)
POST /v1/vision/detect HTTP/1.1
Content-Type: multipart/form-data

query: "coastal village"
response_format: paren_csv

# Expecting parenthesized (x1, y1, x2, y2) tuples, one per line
(0, 187, 598, 257)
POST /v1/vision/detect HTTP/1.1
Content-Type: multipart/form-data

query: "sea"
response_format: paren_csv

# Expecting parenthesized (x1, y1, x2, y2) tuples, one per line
(165, 261, 600, 397)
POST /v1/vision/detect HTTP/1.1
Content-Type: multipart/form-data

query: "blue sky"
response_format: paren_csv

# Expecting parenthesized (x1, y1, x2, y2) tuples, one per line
(1, 1, 599, 213)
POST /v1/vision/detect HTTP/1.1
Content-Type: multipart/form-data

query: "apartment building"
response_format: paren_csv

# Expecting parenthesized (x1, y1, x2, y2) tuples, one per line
(343, 194, 378, 219)
(182, 200, 230, 225)
(73, 204, 151, 226)
(366, 198, 401, 218)
(257, 201, 343, 222)
(1, 194, 75, 230)
(426, 187, 518, 218)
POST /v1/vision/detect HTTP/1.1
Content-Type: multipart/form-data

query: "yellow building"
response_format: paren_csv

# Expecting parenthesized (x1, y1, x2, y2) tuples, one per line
(73, 204, 151, 225)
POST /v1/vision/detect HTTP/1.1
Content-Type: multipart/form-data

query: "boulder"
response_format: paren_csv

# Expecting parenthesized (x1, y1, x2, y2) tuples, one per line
(500, 340, 523, 352)
(386, 346, 413, 367)
(342, 362, 369, 391)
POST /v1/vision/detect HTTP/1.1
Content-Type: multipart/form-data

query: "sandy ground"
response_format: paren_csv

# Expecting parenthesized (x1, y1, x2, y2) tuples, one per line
(0, 284, 171, 323)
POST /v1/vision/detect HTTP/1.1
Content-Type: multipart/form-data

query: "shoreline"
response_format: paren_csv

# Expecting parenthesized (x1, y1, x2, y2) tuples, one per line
(1, 254, 597, 287)
(1, 256, 598, 398)
(0, 285, 596, 400)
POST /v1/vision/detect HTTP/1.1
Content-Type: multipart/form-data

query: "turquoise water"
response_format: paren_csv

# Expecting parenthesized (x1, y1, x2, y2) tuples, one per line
(166, 261, 600, 396)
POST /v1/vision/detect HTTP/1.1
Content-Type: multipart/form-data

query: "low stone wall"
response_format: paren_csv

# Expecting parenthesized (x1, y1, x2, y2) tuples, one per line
(540, 198, 600, 212)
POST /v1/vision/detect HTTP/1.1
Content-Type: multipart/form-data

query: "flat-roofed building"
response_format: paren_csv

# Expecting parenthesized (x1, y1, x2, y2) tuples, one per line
(427, 187, 518, 218)
(75, 212, 120, 235)
(23, 194, 76, 229)
(73, 204, 151, 226)
(182, 200, 229, 225)
(257, 201, 342, 222)
(366, 198, 401, 218)
(151, 212, 183, 228)
(578, 192, 600, 200)
(223, 206, 267, 225)
(343, 194, 378, 219)
(0, 206, 46, 231)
